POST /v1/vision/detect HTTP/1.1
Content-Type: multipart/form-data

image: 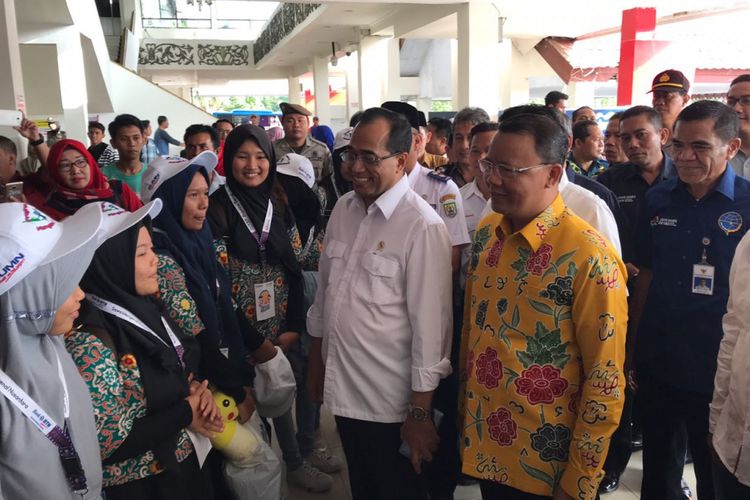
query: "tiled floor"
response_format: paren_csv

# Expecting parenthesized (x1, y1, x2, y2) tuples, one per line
(272, 407, 698, 500)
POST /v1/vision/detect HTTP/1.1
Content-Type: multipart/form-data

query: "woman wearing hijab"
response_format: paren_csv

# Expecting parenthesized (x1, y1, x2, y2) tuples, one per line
(41, 139, 142, 220)
(311, 124, 335, 153)
(66, 203, 223, 499)
(0, 202, 105, 500)
(208, 124, 333, 492)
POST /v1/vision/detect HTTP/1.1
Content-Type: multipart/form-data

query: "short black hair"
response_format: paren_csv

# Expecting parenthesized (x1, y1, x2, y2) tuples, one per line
(469, 121, 499, 143)
(609, 111, 623, 122)
(108, 114, 144, 138)
(184, 124, 219, 150)
(620, 105, 663, 131)
(0, 135, 16, 156)
(453, 107, 490, 127)
(157, 115, 167, 125)
(572, 120, 598, 143)
(501, 104, 571, 137)
(349, 111, 363, 127)
(498, 113, 569, 164)
(571, 106, 594, 122)
(357, 107, 412, 155)
(675, 100, 739, 143)
(88, 121, 105, 133)
(141, 120, 150, 129)
(427, 117, 452, 141)
(730, 74, 750, 87)
(545, 91, 569, 106)
(213, 119, 233, 129)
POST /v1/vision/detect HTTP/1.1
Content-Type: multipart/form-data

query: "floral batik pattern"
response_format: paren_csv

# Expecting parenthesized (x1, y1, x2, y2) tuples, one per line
(156, 253, 205, 336)
(459, 195, 627, 499)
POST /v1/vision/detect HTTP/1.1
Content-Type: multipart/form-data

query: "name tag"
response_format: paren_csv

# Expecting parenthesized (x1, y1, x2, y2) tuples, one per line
(692, 264, 715, 295)
(254, 281, 276, 321)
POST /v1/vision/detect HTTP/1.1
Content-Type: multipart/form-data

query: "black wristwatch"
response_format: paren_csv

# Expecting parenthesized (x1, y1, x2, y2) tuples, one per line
(29, 135, 44, 147)
(407, 404, 431, 422)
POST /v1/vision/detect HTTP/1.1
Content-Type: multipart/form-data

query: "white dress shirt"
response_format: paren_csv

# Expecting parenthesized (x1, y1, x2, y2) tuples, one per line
(710, 231, 750, 486)
(408, 163, 471, 247)
(459, 180, 489, 288)
(307, 175, 453, 423)
(479, 171, 622, 257)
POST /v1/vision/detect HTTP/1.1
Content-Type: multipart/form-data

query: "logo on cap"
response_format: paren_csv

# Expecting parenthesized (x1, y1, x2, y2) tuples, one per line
(22, 205, 54, 231)
(147, 172, 161, 192)
(659, 73, 670, 82)
(0, 253, 25, 284)
(101, 202, 127, 217)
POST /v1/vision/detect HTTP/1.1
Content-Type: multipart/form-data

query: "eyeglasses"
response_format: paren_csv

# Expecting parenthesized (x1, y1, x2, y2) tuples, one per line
(727, 95, 750, 107)
(58, 158, 88, 173)
(478, 158, 552, 178)
(339, 149, 403, 168)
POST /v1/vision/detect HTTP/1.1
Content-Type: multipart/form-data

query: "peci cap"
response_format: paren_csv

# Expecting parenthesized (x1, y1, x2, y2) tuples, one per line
(381, 101, 421, 130)
(0, 202, 103, 295)
(141, 151, 218, 203)
(418, 111, 427, 128)
(333, 127, 353, 151)
(648, 69, 690, 93)
(279, 102, 312, 117)
(276, 153, 315, 188)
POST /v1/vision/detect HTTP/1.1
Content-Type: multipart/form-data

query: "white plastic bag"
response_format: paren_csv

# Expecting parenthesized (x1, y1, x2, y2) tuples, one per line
(223, 413, 282, 500)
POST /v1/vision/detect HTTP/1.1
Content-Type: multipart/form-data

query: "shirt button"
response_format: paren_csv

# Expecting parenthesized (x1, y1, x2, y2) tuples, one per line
(682, 256, 687, 260)
(687, 230, 692, 234)
(677, 281, 683, 286)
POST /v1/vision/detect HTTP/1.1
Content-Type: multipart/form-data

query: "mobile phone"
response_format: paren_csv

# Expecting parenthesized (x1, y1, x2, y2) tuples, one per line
(0, 110, 22, 128)
(4, 181, 23, 199)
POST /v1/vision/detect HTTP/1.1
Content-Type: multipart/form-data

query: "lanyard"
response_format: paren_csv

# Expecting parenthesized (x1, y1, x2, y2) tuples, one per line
(87, 294, 185, 370)
(225, 184, 273, 254)
(0, 352, 88, 496)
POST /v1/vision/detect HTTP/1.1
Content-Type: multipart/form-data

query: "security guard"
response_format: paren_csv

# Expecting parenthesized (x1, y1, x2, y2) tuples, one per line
(381, 101, 470, 272)
(630, 100, 750, 500)
(274, 102, 336, 216)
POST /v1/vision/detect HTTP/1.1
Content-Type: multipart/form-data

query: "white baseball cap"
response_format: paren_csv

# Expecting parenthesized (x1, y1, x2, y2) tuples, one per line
(333, 127, 353, 151)
(96, 199, 163, 243)
(0, 202, 103, 295)
(276, 153, 315, 188)
(141, 151, 218, 203)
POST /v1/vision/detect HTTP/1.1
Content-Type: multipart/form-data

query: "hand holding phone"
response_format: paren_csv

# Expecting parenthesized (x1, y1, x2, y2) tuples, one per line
(0, 110, 22, 128)
(1, 181, 24, 203)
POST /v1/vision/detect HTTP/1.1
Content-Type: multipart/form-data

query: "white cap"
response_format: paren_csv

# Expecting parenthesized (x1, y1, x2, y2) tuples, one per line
(253, 346, 296, 418)
(0, 202, 103, 295)
(96, 199, 163, 244)
(276, 153, 315, 188)
(333, 127, 353, 151)
(141, 151, 218, 203)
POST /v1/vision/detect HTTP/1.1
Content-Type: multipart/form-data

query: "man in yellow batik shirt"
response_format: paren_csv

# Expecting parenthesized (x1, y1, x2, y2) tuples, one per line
(459, 113, 628, 500)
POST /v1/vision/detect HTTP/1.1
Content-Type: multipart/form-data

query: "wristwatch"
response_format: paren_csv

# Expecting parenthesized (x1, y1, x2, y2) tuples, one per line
(407, 404, 431, 422)
(29, 135, 44, 147)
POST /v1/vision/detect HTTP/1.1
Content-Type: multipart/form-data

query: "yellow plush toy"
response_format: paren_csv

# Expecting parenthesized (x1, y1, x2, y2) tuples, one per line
(211, 391, 261, 466)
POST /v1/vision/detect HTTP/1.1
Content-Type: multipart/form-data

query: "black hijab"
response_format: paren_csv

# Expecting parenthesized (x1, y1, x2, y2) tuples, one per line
(78, 221, 199, 466)
(209, 124, 301, 277)
(276, 173, 323, 245)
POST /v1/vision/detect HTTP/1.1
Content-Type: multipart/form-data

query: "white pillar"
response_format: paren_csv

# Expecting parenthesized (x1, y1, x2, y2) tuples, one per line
(0, 0, 24, 114)
(312, 56, 331, 124)
(567, 82, 597, 109)
(456, 2, 501, 119)
(450, 39, 458, 111)
(386, 38, 401, 101)
(288, 76, 302, 105)
(56, 26, 89, 143)
(346, 51, 360, 120)
(358, 35, 390, 110)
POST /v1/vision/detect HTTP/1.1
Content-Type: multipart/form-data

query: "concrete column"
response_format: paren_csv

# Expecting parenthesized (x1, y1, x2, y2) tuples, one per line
(288, 76, 302, 104)
(0, 0, 24, 112)
(312, 56, 331, 124)
(56, 26, 89, 143)
(450, 39, 458, 111)
(346, 51, 360, 119)
(456, 2, 501, 118)
(567, 81, 597, 109)
(386, 38, 401, 101)
(358, 35, 390, 110)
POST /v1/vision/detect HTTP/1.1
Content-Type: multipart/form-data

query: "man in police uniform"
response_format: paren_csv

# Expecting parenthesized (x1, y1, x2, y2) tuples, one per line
(649, 69, 691, 158)
(381, 101, 470, 273)
(629, 100, 750, 500)
(274, 102, 336, 216)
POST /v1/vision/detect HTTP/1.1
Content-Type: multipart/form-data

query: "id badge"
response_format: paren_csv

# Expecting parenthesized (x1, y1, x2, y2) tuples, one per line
(254, 281, 276, 321)
(692, 264, 715, 296)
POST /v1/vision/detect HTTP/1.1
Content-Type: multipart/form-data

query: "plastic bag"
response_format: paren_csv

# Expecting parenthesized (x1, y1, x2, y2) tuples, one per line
(223, 412, 282, 500)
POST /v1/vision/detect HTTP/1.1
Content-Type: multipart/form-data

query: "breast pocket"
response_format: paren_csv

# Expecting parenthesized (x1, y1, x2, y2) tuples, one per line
(324, 239, 348, 286)
(359, 252, 401, 305)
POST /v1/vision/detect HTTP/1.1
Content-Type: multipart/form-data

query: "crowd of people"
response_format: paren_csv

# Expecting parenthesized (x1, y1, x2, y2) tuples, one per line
(2, 68, 750, 500)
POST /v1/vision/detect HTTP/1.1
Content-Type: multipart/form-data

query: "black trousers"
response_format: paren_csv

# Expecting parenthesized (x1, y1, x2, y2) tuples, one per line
(639, 374, 714, 500)
(479, 480, 601, 500)
(602, 387, 634, 477)
(713, 456, 750, 499)
(425, 370, 462, 499)
(335, 416, 428, 500)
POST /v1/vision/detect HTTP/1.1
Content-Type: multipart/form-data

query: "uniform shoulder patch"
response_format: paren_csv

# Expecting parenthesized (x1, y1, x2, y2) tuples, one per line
(427, 171, 450, 183)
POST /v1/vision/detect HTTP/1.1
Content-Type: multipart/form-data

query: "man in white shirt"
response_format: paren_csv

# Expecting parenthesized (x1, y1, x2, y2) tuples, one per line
(307, 107, 453, 500)
(709, 230, 750, 498)
(381, 101, 471, 274)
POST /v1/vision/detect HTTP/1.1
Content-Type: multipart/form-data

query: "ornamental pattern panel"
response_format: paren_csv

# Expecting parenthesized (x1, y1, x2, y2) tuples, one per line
(253, 3, 321, 64)
(139, 43, 194, 65)
(196, 44, 249, 65)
